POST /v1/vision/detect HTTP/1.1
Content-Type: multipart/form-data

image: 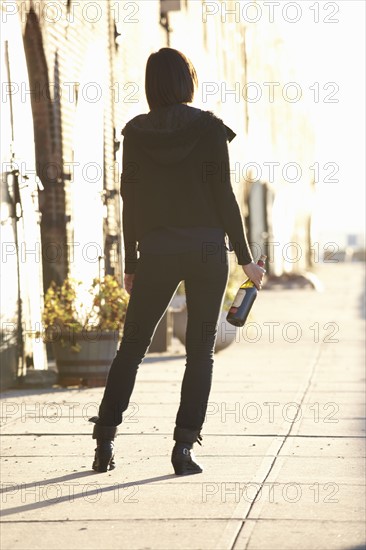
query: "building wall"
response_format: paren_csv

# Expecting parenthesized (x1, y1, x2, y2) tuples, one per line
(1, 1, 47, 380)
(0, 0, 315, 382)
(14, 0, 315, 283)
(244, 13, 315, 274)
(167, 0, 315, 274)
(18, 0, 127, 289)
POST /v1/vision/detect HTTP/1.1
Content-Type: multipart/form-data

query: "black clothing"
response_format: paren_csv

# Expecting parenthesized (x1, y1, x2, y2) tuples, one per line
(98, 247, 229, 428)
(97, 103, 252, 436)
(138, 225, 226, 255)
(120, 103, 252, 274)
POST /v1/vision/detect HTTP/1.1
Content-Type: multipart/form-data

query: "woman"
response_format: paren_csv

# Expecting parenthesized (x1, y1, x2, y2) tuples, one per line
(90, 48, 265, 475)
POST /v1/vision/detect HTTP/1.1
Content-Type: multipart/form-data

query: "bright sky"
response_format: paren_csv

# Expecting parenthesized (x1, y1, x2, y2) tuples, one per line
(281, 0, 365, 239)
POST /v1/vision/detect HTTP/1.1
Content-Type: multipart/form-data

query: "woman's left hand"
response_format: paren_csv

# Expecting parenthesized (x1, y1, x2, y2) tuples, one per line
(124, 273, 135, 295)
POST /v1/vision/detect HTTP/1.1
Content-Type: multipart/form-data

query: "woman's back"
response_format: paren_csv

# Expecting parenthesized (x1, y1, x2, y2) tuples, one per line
(121, 103, 252, 272)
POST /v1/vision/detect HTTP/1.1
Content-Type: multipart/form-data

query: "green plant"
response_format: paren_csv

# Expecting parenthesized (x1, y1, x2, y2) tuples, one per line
(42, 275, 129, 351)
(89, 275, 130, 330)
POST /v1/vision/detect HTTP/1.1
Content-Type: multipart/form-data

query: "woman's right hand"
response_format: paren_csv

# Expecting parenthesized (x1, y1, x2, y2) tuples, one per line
(242, 261, 266, 290)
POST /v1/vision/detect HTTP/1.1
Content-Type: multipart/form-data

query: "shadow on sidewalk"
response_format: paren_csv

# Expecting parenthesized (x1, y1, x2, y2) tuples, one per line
(0, 387, 95, 399)
(0, 471, 176, 517)
(0, 355, 185, 398)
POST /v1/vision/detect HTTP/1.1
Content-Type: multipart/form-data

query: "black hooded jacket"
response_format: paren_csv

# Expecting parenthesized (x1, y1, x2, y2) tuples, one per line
(120, 103, 253, 274)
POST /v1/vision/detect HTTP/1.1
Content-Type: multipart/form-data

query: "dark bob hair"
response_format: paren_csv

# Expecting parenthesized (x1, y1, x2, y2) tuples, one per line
(145, 48, 198, 110)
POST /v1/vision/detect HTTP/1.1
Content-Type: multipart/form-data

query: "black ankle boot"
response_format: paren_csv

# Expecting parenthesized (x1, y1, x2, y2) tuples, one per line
(171, 427, 203, 476)
(89, 417, 117, 473)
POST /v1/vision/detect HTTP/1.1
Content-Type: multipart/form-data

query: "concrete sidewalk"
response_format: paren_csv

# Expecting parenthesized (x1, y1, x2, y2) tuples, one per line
(1, 263, 365, 550)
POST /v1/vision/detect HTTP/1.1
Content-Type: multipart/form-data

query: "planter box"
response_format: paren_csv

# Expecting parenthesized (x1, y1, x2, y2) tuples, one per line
(53, 330, 119, 387)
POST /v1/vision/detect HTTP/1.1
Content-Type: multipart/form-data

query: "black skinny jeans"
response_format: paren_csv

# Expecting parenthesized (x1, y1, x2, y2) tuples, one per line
(98, 246, 229, 431)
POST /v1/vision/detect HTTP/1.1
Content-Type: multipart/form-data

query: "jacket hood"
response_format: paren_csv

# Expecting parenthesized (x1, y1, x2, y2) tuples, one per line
(121, 103, 236, 165)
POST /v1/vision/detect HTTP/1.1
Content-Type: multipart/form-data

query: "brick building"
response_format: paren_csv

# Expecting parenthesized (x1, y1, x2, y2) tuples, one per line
(1, 0, 315, 385)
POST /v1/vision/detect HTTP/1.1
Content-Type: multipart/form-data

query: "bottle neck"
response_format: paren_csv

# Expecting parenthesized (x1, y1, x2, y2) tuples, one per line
(241, 279, 254, 289)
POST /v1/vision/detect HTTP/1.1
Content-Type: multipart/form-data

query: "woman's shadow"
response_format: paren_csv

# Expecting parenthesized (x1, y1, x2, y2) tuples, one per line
(0, 470, 177, 517)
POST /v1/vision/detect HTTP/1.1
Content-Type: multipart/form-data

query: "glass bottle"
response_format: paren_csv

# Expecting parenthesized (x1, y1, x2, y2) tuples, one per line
(226, 255, 266, 327)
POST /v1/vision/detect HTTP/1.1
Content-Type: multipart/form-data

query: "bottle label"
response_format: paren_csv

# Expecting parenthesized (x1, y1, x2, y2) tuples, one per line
(232, 288, 246, 308)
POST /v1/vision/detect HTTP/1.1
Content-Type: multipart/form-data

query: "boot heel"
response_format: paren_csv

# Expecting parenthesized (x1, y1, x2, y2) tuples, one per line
(172, 460, 203, 476)
(171, 446, 203, 476)
(92, 441, 115, 473)
(89, 419, 118, 473)
(171, 428, 204, 476)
